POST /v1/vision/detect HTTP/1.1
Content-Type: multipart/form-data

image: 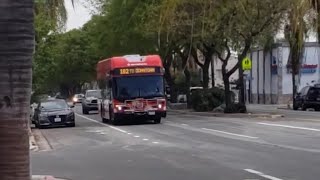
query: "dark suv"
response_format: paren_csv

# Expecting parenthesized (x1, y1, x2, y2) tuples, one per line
(293, 85, 320, 111)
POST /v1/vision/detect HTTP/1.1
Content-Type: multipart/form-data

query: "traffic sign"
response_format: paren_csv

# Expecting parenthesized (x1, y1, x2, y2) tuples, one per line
(242, 57, 252, 70)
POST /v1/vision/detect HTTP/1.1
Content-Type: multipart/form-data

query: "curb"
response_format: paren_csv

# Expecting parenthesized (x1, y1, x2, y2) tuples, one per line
(29, 124, 39, 151)
(29, 134, 38, 151)
(277, 107, 292, 110)
(32, 175, 67, 180)
(168, 110, 285, 118)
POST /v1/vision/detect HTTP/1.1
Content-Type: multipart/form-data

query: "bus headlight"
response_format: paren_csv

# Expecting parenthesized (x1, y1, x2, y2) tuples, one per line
(115, 105, 122, 111)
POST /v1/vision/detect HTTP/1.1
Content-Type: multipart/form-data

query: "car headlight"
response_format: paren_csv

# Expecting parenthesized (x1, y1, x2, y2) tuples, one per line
(67, 112, 75, 119)
(39, 114, 48, 121)
(85, 99, 91, 103)
(73, 97, 78, 102)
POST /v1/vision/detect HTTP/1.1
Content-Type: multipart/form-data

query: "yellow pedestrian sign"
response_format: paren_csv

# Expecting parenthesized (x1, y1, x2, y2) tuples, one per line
(242, 57, 252, 70)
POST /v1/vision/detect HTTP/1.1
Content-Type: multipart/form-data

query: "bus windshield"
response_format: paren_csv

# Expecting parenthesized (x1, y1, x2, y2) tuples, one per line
(113, 75, 164, 100)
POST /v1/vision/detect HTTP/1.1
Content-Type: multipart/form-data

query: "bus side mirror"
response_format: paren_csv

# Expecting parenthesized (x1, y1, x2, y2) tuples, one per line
(165, 87, 170, 94)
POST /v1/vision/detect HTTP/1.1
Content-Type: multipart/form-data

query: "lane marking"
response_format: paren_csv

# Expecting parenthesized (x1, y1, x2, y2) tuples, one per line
(244, 169, 283, 180)
(143, 139, 149, 141)
(258, 122, 320, 132)
(127, 133, 132, 135)
(76, 113, 127, 134)
(152, 142, 159, 144)
(134, 136, 140, 138)
(286, 118, 320, 122)
(202, 128, 258, 139)
(181, 124, 189, 126)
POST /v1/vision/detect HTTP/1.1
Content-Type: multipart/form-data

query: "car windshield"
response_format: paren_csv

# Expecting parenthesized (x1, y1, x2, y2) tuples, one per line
(41, 101, 68, 110)
(75, 94, 84, 98)
(113, 75, 164, 100)
(86, 90, 102, 98)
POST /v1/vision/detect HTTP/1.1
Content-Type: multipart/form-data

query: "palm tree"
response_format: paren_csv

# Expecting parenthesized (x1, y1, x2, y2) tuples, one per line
(285, 0, 315, 106)
(311, 0, 320, 41)
(0, 1, 34, 179)
(0, 0, 72, 179)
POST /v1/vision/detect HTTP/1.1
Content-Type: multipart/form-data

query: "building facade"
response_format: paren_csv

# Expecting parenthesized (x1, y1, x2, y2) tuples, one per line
(249, 42, 320, 104)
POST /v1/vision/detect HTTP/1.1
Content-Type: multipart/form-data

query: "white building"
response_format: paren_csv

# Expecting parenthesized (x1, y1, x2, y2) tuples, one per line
(212, 52, 239, 88)
(249, 42, 320, 104)
(195, 51, 239, 89)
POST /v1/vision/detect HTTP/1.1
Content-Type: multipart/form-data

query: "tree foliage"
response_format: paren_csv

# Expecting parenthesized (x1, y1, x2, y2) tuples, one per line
(33, 0, 320, 110)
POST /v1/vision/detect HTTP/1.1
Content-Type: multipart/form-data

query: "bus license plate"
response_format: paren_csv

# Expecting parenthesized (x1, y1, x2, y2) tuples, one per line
(148, 111, 155, 115)
(54, 117, 62, 122)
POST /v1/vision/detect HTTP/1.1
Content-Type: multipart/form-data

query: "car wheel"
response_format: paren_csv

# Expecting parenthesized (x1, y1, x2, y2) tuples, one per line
(101, 105, 108, 123)
(35, 121, 44, 129)
(302, 104, 307, 111)
(110, 110, 120, 125)
(35, 121, 39, 128)
(154, 117, 161, 124)
(102, 117, 108, 123)
(82, 108, 89, 114)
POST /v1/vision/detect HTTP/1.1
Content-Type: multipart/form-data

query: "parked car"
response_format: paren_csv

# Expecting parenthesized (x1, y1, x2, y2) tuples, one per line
(33, 99, 75, 128)
(72, 94, 84, 104)
(82, 90, 102, 114)
(293, 85, 320, 111)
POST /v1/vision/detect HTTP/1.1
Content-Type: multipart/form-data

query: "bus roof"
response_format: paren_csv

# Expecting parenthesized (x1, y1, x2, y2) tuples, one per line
(97, 54, 163, 80)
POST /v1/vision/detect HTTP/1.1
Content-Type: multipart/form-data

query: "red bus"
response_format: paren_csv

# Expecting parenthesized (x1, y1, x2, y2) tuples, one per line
(97, 54, 167, 125)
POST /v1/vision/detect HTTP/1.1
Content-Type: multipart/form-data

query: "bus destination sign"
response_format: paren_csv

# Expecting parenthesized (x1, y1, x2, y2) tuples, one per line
(115, 67, 160, 75)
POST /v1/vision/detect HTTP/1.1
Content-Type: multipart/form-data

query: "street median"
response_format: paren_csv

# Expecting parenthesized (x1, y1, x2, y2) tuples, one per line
(168, 109, 285, 119)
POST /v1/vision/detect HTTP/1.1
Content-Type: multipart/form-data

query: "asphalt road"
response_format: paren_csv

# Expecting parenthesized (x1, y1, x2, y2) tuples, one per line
(31, 105, 320, 180)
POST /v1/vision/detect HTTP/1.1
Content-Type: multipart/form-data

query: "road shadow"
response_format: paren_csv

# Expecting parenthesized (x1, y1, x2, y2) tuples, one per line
(103, 118, 158, 126)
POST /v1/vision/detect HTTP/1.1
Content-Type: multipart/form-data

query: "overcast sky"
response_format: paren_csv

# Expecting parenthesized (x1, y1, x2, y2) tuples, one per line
(65, 0, 92, 31)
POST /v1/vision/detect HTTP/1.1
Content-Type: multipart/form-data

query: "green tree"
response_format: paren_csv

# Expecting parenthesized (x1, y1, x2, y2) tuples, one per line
(210, 0, 288, 110)
(33, 29, 97, 98)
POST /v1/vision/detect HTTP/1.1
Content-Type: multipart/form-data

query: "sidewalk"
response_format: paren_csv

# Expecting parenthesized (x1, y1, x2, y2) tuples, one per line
(32, 176, 66, 180)
(247, 104, 291, 111)
(168, 109, 284, 119)
(30, 128, 64, 180)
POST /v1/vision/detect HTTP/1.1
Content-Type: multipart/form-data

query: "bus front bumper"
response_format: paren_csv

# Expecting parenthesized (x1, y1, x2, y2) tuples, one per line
(115, 111, 166, 119)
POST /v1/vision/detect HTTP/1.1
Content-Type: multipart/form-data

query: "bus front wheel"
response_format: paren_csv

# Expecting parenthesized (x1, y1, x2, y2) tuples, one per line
(110, 110, 121, 125)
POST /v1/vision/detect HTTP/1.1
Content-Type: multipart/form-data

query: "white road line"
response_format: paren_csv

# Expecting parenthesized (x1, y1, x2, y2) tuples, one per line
(127, 133, 132, 135)
(258, 122, 320, 132)
(134, 136, 140, 138)
(244, 169, 283, 180)
(201, 128, 259, 139)
(181, 124, 189, 126)
(76, 113, 127, 134)
(288, 118, 320, 122)
(143, 139, 149, 141)
(152, 142, 159, 144)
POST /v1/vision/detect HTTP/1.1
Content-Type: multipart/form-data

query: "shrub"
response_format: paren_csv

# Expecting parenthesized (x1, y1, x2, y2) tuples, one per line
(191, 87, 225, 112)
(224, 103, 247, 113)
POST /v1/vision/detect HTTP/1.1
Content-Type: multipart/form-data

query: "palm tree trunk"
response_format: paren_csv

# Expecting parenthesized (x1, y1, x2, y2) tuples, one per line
(0, 1, 34, 179)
